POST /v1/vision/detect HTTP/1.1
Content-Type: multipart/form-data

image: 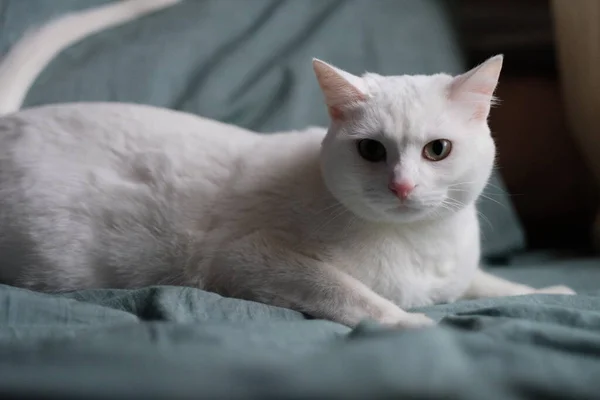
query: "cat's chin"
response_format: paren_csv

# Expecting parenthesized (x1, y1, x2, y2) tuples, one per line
(372, 196, 465, 224)
(350, 203, 440, 225)
(382, 206, 438, 224)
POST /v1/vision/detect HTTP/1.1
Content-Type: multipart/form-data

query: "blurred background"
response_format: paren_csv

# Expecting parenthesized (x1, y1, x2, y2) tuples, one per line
(1, 0, 599, 264)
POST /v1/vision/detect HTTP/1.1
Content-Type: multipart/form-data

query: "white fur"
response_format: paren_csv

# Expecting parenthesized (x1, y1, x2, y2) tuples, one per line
(0, 1, 575, 329)
(0, 0, 180, 116)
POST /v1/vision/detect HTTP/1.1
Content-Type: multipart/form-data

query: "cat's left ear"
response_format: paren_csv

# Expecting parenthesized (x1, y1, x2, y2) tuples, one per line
(312, 59, 368, 120)
(449, 55, 503, 122)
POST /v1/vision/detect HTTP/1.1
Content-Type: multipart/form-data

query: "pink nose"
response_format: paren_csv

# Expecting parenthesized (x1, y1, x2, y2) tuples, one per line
(389, 181, 415, 200)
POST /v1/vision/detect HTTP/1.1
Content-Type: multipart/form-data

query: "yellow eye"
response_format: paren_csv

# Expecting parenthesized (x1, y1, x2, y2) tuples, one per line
(423, 139, 452, 161)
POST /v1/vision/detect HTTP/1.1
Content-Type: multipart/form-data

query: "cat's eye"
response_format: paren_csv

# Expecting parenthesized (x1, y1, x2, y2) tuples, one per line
(422, 139, 452, 161)
(357, 139, 386, 162)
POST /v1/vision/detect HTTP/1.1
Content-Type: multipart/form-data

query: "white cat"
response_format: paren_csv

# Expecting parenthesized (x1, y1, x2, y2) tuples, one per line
(0, 0, 574, 328)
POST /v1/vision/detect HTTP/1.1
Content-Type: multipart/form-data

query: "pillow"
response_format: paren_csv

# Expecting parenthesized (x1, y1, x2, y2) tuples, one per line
(1, 0, 525, 259)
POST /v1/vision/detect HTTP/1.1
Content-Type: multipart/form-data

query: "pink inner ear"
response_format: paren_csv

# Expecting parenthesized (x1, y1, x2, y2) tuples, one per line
(328, 106, 344, 120)
(450, 73, 497, 100)
(450, 55, 502, 98)
(319, 76, 366, 109)
(469, 83, 496, 97)
(471, 104, 490, 121)
(450, 69, 501, 121)
(312, 59, 367, 117)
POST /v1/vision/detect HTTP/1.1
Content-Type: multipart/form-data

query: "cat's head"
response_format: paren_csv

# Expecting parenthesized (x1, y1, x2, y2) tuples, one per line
(314, 56, 502, 223)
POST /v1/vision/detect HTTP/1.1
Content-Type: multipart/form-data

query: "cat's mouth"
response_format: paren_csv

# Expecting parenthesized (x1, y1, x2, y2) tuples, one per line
(358, 189, 449, 221)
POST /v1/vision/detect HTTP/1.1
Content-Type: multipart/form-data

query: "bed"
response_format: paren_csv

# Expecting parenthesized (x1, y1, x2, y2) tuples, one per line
(1, 1, 599, 398)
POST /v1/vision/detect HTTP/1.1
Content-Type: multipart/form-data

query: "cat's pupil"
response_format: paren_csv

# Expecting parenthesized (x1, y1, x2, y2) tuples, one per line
(357, 139, 386, 162)
(432, 140, 444, 155)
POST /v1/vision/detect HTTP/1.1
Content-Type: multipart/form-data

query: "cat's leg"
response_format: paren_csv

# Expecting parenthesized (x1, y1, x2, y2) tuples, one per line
(462, 269, 575, 300)
(204, 234, 434, 329)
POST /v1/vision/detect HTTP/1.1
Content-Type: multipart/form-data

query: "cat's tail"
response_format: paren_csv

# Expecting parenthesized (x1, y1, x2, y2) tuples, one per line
(0, 0, 180, 117)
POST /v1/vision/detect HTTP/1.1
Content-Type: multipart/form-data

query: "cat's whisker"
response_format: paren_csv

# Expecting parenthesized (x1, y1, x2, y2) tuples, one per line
(477, 211, 494, 232)
(447, 181, 477, 187)
(485, 182, 505, 191)
(477, 194, 507, 209)
(440, 203, 461, 213)
(443, 199, 494, 230)
(440, 198, 467, 213)
(447, 188, 470, 194)
(448, 184, 510, 197)
(449, 187, 508, 198)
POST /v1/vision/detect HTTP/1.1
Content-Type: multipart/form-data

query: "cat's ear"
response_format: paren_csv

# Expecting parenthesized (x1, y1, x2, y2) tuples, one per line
(312, 59, 368, 120)
(449, 55, 503, 122)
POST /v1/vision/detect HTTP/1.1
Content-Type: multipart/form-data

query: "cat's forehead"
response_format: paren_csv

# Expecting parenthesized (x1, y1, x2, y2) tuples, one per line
(362, 73, 453, 140)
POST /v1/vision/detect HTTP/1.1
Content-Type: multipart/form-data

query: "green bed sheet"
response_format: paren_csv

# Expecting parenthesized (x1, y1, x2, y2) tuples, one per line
(1, 262, 600, 400)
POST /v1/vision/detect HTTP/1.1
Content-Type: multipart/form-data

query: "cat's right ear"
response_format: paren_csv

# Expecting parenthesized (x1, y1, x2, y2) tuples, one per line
(312, 59, 368, 120)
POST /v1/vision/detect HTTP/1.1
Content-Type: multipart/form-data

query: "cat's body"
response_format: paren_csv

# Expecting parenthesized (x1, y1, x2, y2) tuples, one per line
(0, 102, 477, 309)
(0, 0, 574, 328)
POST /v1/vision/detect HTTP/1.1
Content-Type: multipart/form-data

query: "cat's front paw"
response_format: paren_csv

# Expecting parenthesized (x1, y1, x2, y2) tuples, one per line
(392, 312, 436, 329)
(535, 285, 576, 295)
